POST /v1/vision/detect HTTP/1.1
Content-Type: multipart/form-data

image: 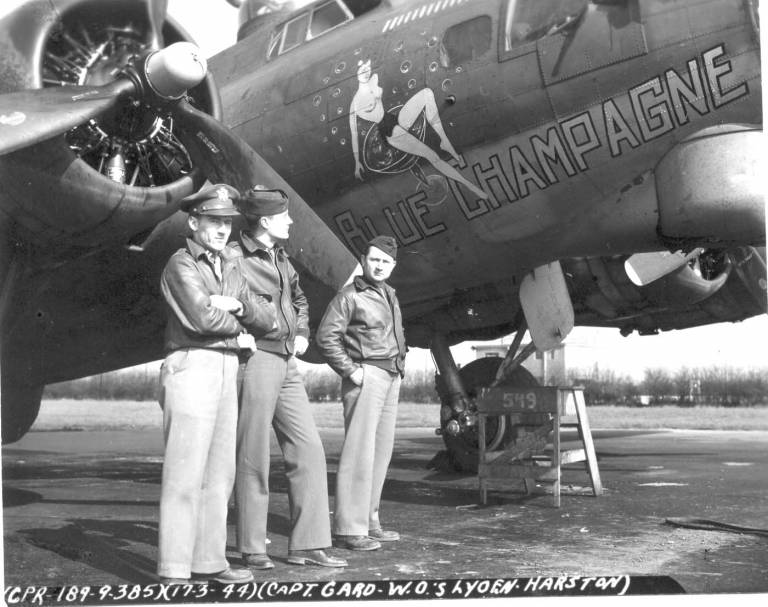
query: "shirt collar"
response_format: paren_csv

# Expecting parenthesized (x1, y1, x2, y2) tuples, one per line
(186, 238, 209, 260)
(186, 238, 235, 262)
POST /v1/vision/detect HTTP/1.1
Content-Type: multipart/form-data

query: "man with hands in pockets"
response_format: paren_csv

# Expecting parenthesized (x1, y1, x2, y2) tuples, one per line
(232, 186, 348, 570)
(315, 235, 406, 552)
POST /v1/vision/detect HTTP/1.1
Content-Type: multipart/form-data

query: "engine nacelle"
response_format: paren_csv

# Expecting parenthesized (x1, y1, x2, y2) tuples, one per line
(656, 125, 765, 247)
(563, 247, 766, 335)
(640, 249, 732, 308)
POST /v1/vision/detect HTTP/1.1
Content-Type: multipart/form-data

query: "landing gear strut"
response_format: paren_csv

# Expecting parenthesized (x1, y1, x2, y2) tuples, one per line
(431, 330, 539, 472)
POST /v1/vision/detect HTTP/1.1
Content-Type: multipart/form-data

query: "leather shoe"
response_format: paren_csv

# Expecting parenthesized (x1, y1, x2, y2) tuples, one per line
(243, 553, 275, 570)
(333, 535, 381, 551)
(192, 567, 254, 584)
(286, 549, 349, 567)
(369, 528, 400, 542)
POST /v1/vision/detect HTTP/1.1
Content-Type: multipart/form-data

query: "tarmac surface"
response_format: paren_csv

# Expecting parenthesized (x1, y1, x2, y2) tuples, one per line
(2, 425, 768, 597)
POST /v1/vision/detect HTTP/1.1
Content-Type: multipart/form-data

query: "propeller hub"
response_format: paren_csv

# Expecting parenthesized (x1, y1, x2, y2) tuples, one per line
(144, 42, 208, 100)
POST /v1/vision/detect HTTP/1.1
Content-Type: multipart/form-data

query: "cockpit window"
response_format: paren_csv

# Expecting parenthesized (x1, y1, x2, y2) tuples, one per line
(267, 29, 281, 59)
(267, 0, 354, 59)
(310, 0, 349, 37)
(281, 13, 310, 54)
(504, 0, 587, 51)
(441, 16, 492, 67)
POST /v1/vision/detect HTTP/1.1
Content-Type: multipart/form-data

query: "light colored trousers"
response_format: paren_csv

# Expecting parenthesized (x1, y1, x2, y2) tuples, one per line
(334, 364, 401, 536)
(236, 350, 332, 553)
(157, 348, 238, 579)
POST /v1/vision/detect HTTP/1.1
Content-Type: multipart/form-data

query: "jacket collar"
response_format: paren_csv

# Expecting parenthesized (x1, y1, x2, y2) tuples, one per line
(354, 275, 393, 294)
(239, 230, 287, 260)
(186, 237, 236, 262)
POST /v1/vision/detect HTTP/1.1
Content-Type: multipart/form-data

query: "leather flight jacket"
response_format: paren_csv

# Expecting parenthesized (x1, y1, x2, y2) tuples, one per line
(161, 238, 276, 352)
(316, 275, 406, 378)
(228, 231, 309, 356)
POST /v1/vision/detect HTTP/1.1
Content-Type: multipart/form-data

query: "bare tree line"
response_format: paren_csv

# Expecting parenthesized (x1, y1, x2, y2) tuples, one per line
(42, 367, 437, 403)
(43, 365, 768, 406)
(569, 366, 768, 406)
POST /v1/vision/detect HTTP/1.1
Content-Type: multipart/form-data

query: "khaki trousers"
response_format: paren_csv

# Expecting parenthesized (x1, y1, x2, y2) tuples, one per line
(236, 350, 332, 553)
(334, 364, 400, 536)
(157, 349, 238, 579)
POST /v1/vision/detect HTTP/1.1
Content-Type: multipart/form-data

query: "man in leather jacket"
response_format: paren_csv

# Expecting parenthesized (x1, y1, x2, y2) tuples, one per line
(232, 186, 348, 570)
(157, 184, 275, 585)
(315, 235, 406, 552)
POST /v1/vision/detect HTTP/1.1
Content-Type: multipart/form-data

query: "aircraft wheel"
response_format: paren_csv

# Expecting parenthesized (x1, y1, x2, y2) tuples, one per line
(1, 380, 43, 444)
(439, 357, 539, 472)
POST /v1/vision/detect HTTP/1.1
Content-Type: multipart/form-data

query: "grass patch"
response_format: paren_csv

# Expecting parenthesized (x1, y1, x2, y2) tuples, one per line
(29, 400, 768, 433)
(585, 404, 768, 430)
(31, 399, 163, 432)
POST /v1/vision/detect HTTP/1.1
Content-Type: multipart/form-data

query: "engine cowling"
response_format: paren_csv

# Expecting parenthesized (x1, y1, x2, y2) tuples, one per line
(655, 125, 765, 248)
(639, 249, 732, 308)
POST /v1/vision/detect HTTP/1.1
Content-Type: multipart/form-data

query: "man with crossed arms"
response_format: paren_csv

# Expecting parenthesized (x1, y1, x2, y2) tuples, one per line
(157, 184, 275, 584)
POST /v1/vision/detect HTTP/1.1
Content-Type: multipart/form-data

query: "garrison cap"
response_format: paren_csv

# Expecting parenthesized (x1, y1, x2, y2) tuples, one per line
(181, 183, 240, 216)
(238, 185, 289, 218)
(367, 235, 398, 260)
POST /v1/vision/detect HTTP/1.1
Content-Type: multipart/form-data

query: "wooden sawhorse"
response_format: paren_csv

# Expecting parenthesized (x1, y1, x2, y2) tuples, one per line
(477, 386, 602, 507)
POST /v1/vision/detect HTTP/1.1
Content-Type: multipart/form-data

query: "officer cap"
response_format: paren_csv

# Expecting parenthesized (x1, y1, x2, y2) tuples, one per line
(238, 185, 289, 219)
(367, 235, 398, 260)
(181, 183, 240, 216)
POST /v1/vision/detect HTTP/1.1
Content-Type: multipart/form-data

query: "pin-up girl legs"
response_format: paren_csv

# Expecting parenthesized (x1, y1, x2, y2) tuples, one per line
(397, 88, 460, 161)
(386, 89, 487, 199)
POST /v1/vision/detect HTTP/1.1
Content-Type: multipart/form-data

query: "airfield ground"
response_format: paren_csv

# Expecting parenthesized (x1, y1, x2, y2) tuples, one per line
(2, 402, 768, 600)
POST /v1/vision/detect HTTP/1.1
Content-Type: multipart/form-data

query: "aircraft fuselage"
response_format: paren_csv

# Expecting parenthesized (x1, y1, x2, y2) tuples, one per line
(211, 0, 761, 343)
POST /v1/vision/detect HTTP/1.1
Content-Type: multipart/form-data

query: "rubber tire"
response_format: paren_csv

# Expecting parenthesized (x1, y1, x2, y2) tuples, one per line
(439, 357, 539, 472)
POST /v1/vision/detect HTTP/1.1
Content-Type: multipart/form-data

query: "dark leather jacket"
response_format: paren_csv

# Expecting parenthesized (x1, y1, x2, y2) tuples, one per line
(161, 238, 276, 352)
(228, 231, 309, 356)
(316, 276, 406, 377)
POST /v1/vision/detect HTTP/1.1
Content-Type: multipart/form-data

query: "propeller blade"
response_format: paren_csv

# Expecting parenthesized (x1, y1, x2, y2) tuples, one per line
(625, 248, 704, 286)
(147, 0, 168, 50)
(0, 80, 135, 156)
(173, 100, 358, 290)
(0, 42, 205, 158)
